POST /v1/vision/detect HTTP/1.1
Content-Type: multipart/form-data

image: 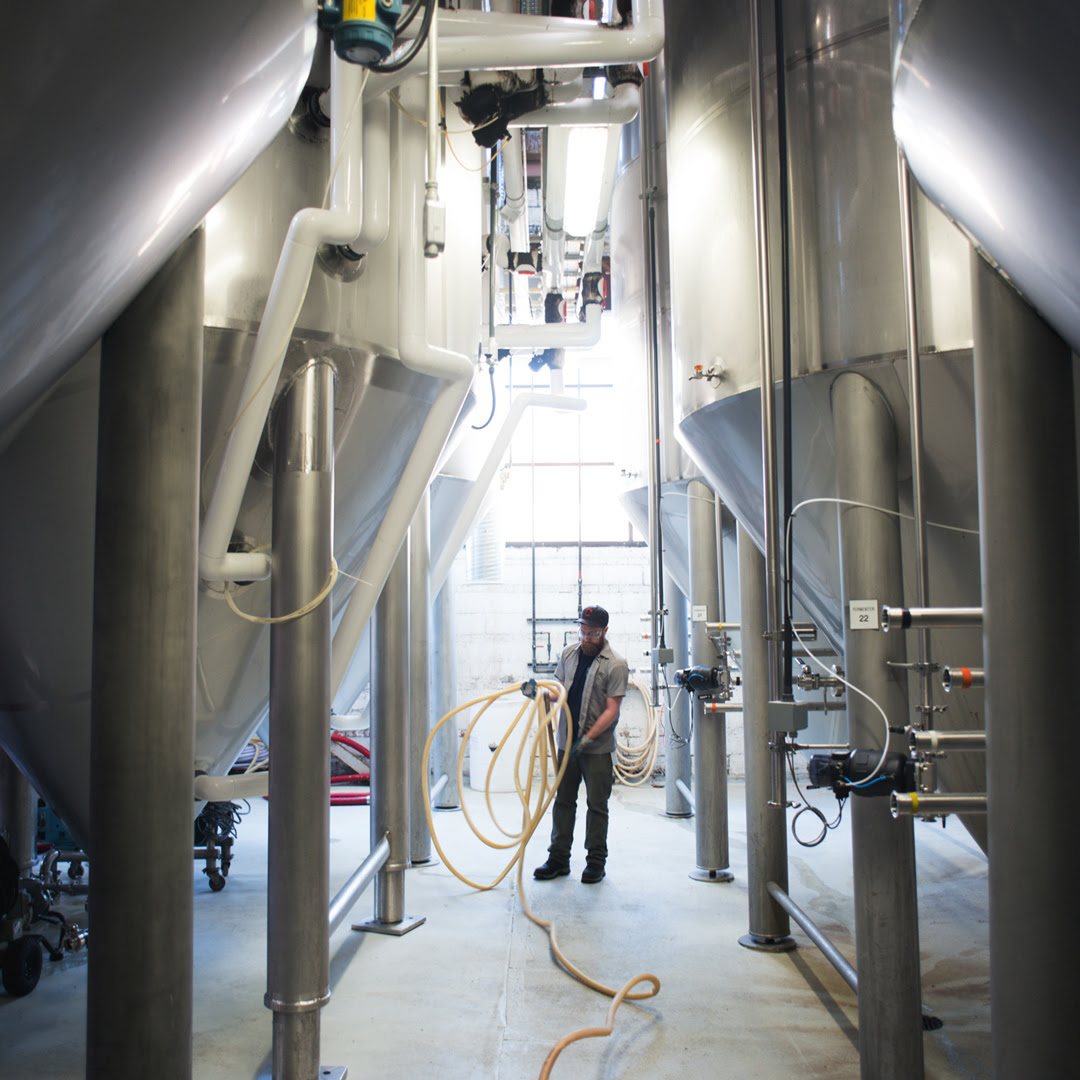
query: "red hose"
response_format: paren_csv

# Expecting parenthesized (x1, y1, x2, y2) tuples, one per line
(331, 773, 370, 784)
(331, 732, 370, 759)
(330, 794, 370, 805)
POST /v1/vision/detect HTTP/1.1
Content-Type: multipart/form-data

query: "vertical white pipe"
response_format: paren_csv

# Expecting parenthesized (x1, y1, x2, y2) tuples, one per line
(199, 55, 366, 582)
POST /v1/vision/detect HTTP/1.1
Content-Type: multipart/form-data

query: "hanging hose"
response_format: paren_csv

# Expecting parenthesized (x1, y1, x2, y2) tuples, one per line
(613, 679, 660, 786)
(421, 682, 661, 1077)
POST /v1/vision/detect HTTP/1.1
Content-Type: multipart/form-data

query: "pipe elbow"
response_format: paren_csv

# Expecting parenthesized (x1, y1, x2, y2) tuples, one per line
(199, 550, 272, 584)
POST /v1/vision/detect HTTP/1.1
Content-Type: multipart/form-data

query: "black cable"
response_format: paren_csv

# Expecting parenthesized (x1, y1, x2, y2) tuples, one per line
(472, 363, 497, 429)
(194, 800, 247, 845)
(773, 0, 795, 700)
(787, 750, 846, 847)
(397, 0, 426, 35)
(370, 0, 437, 74)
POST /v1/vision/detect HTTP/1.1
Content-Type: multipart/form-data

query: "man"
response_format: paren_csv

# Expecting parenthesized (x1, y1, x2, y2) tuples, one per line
(534, 604, 628, 884)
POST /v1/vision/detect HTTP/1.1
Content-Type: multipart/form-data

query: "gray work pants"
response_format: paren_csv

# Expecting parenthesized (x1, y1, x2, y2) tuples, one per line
(548, 750, 614, 868)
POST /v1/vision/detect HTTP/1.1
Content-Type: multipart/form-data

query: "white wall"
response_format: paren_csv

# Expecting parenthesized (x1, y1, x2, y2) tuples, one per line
(447, 541, 746, 777)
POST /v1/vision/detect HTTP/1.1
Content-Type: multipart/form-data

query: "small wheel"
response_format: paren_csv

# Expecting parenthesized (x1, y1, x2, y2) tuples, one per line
(67, 860, 84, 880)
(208, 872, 226, 892)
(3, 936, 43, 997)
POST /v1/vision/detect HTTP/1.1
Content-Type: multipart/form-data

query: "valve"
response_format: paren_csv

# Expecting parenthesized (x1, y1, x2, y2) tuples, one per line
(808, 749, 916, 798)
(320, 0, 403, 67)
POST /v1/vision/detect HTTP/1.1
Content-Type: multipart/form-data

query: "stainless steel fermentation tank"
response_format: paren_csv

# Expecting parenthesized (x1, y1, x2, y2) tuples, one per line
(612, 0, 987, 846)
(0, 74, 481, 847)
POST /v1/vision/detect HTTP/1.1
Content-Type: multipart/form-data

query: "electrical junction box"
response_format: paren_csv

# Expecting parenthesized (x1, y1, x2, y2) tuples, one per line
(767, 700, 808, 732)
(652, 646, 675, 665)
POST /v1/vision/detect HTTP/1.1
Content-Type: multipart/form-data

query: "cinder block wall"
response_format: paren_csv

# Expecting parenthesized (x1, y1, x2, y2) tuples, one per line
(448, 542, 746, 778)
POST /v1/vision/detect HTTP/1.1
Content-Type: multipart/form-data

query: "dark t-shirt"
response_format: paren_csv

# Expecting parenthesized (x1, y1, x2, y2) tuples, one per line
(565, 648, 595, 743)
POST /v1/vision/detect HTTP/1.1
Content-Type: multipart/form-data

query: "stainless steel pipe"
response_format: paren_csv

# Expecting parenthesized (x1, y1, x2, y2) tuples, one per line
(896, 149, 934, 728)
(372, 543, 410, 924)
(891, 792, 987, 818)
(766, 882, 857, 992)
(266, 358, 336, 1080)
(881, 606, 983, 631)
(430, 566, 460, 810)
(0, 749, 36, 875)
(941, 666, 984, 691)
(737, 525, 792, 949)
(329, 834, 391, 936)
(832, 372, 923, 1080)
(664, 573, 692, 817)
(911, 729, 986, 753)
(748, 0, 784, 701)
(687, 480, 731, 882)
(972, 251, 1080, 1078)
(408, 490, 432, 863)
(87, 228, 203, 1080)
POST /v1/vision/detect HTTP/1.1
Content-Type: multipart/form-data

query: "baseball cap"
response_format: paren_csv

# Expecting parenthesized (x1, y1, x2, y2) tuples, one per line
(577, 605, 609, 628)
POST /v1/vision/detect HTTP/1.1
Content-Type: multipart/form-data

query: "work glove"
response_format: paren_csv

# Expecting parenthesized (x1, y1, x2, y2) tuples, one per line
(570, 735, 594, 758)
(521, 678, 538, 699)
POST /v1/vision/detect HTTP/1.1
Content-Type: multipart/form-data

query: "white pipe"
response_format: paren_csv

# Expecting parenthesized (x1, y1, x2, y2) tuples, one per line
(366, 0, 664, 90)
(494, 301, 601, 348)
(512, 81, 641, 127)
(199, 55, 366, 583)
(543, 126, 569, 292)
(352, 95, 392, 255)
(431, 389, 587, 593)
(330, 80, 475, 699)
(501, 132, 526, 225)
(583, 124, 622, 274)
(194, 772, 269, 802)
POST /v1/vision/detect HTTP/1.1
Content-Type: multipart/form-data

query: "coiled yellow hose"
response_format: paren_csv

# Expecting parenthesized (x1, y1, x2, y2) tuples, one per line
(613, 679, 661, 787)
(421, 681, 661, 1077)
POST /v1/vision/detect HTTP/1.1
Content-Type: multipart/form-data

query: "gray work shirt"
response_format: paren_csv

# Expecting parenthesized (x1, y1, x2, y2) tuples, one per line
(553, 640, 629, 754)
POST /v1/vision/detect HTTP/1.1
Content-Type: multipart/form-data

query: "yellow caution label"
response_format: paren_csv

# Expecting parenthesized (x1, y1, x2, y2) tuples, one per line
(344, 0, 378, 20)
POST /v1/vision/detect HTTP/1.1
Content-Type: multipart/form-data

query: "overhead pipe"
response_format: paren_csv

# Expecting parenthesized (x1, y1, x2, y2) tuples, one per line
(542, 126, 569, 295)
(330, 77, 475, 701)
(199, 53, 366, 585)
(493, 301, 601, 348)
(890, 792, 988, 819)
(582, 125, 622, 275)
(881, 606, 983, 632)
(512, 80, 641, 127)
(370, 0, 664, 88)
(431, 390, 586, 593)
(941, 665, 984, 691)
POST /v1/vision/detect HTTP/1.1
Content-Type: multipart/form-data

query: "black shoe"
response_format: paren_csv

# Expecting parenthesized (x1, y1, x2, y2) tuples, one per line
(581, 865, 606, 884)
(533, 861, 571, 880)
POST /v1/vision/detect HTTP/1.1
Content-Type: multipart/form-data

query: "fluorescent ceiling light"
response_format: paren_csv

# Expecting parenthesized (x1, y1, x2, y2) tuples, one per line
(563, 126, 609, 237)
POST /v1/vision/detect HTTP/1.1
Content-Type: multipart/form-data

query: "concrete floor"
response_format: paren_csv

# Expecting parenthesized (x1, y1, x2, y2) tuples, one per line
(0, 779, 990, 1079)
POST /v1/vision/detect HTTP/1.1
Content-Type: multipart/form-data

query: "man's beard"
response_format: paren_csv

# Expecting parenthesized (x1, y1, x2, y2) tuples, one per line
(581, 639, 601, 657)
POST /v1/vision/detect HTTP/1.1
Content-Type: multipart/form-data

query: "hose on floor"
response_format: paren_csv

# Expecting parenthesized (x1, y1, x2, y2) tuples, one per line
(421, 682, 661, 1077)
